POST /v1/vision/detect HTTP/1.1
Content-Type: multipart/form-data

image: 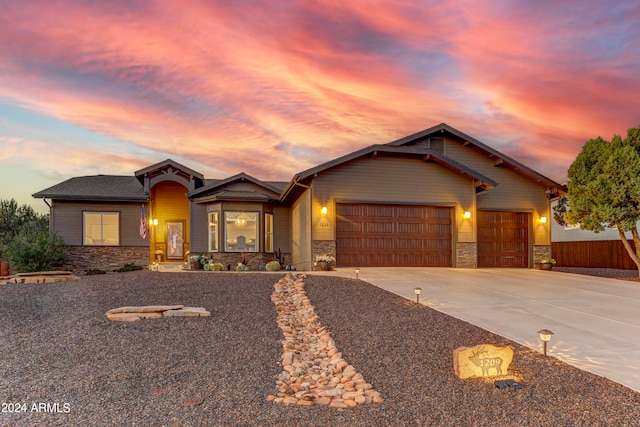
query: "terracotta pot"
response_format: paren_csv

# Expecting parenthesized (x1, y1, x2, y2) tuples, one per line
(540, 263, 553, 271)
(318, 261, 331, 271)
(0, 258, 9, 276)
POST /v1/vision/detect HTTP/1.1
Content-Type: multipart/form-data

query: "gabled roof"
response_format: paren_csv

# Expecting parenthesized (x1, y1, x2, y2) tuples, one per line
(134, 158, 205, 191)
(387, 123, 566, 195)
(188, 172, 286, 203)
(134, 158, 204, 181)
(280, 144, 498, 202)
(32, 176, 147, 202)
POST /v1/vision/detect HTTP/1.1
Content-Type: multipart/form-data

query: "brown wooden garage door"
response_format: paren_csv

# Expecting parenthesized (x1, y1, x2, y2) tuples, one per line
(477, 211, 529, 268)
(336, 203, 452, 267)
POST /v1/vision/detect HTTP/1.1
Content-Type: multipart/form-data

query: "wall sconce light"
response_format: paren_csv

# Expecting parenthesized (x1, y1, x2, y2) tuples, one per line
(537, 329, 554, 356)
(464, 211, 471, 219)
(414, 287, 422, 304)
(321, 206, 328, 216)
(355, 267, 360, 279)
(539, 216, 548, 224)
(152, 218, 158, 226)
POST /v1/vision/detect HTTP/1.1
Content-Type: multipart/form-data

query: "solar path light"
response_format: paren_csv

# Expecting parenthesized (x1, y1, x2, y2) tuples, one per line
(537, 329, 554, 356)
(414, 287, 422, 304)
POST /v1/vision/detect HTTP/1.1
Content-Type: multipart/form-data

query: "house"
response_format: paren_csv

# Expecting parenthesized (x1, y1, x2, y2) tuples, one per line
(33, 123, 565, 271)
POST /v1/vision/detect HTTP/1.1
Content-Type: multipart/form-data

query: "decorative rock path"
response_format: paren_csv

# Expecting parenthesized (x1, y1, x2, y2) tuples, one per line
(105, 305, 211, 322)
(268, 273, 383, 407)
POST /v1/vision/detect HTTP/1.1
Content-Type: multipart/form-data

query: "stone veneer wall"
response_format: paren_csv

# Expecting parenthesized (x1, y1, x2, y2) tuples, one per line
(533, 245, 552, 268)
(63, 246, 149, 272)
(456, 242, 477, 268)
(313, 240, 336, 270)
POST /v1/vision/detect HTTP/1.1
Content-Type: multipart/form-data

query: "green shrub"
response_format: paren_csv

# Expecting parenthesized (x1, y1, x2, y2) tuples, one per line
(266, 261, 281, 271)
(86, 269, 106, 275)
(116, 263, 143, 272)
(211, 262, 225, 271)
(236, 264, 249, 272)
(203, 263, 211, 271)
(2, 222, 65, 273)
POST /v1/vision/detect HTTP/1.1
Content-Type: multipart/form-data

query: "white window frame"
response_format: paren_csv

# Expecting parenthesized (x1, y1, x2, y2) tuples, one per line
(224, 211, 258, 252)
(208, 212, 219, 252)
(83, 212, 119, 246)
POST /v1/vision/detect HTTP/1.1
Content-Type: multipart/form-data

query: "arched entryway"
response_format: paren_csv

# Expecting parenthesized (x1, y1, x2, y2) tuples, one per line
(149, 181, 190, 264)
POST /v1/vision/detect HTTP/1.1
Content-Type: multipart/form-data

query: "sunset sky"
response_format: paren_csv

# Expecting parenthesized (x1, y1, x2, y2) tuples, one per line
(1, 0, 639, 213)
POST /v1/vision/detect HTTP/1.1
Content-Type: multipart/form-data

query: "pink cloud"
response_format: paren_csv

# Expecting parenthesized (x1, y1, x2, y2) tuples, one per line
(0, 0, 638, 195)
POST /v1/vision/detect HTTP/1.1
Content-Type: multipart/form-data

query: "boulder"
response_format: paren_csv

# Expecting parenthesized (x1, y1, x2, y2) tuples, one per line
(453, 344, 514, 379)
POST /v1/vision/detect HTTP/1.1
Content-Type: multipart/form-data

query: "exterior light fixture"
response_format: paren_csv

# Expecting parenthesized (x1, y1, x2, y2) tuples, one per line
(464, 211, 471, 219)
(539, 216, 548, 224)
(414, 287, 422, 304)
(355, 267, 360, 279)
(152, 218, 158, 226)
(537, 329, 554, 356)
(321, 206, 328, 216)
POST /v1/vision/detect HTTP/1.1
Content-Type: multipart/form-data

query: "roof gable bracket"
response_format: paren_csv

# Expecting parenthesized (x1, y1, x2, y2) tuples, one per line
(493, 158, 504, 166)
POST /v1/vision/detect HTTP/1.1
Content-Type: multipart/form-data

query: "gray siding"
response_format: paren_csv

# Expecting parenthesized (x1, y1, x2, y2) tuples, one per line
(273, 206, 291, 253)
(190, 202, 209, 252)
(311, 155, 475, 243)
(52, 201, 146, 246)
(291, 189, 312, 270)
(446, 140, 551, 245)
(223, 181, 280, 197)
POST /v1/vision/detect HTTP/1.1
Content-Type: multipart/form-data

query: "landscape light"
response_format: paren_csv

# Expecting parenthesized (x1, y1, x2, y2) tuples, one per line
(537, 329, 554, 356)
(355, 267, 360, 279)
(414, 287, 422, 304)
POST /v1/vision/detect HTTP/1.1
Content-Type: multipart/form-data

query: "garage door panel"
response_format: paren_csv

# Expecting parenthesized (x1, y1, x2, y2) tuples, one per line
(478, 211, 529, 268)
(336, 203, 452, 267)
(365, 222, 394, 233)
(365, 238, 394, 249)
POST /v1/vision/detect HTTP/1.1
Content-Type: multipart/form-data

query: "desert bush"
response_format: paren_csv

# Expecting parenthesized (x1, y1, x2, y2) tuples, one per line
(266, 260, 281, 271)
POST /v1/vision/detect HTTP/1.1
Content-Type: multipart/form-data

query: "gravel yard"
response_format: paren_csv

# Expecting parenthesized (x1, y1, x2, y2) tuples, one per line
(1, 271, 639, 426)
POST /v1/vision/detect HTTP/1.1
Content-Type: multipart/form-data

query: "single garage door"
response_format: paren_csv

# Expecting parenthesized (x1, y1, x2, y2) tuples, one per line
(336, 203, 452, 267)
(477, 211, 529, 268)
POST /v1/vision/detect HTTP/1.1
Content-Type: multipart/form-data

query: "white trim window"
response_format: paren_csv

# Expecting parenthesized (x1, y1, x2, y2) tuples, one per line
(83, 212, 119, 246)
(224, 211, 258, 252)
(208, 212, 219, 252)
(265, 213, 274, 253)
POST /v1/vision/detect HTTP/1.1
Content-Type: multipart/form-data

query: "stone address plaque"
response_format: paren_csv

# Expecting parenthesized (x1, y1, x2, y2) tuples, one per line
(453, 344, 514, 379)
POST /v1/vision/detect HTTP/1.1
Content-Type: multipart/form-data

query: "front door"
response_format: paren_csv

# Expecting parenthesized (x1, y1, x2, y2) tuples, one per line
(166, 221, 185, 260)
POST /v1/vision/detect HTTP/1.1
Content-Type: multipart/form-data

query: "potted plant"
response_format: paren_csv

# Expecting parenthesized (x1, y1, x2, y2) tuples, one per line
(315, 254, 336, 271)
(540, 257, 556, 270)
(190, 254, 205, 270)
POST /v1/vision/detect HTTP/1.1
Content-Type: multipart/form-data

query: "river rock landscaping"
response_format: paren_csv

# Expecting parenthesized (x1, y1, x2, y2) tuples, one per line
(0, 271, 638, 426)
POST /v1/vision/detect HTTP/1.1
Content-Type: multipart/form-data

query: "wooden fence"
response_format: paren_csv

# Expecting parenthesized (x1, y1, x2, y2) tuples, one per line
(552, 240, 637, 270)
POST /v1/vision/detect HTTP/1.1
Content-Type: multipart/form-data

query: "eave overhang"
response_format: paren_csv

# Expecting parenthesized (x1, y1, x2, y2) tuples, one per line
(386, 122, 567, 198)
(280, 144, 498, 203)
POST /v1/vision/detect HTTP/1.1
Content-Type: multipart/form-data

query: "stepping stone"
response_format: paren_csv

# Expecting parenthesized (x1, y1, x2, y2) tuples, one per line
(106, 305, 184, 315)
(106, 313, 142, 322)
(163, 307, 211, 317)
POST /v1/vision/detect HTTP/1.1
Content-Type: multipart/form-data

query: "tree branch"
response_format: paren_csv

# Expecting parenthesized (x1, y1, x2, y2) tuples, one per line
(618, 227, 640, 277)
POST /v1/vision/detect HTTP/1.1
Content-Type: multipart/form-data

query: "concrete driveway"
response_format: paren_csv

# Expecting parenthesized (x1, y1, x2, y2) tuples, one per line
(322, 267, 640, 393)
